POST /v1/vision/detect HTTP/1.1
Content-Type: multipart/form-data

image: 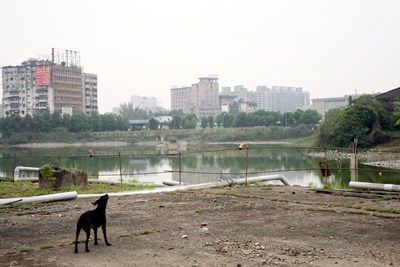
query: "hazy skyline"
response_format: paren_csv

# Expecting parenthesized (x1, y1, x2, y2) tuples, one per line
(1, 0, 399, 114)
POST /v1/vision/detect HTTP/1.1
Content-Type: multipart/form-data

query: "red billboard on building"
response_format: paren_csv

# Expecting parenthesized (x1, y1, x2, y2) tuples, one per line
(35, 67, 51, 86)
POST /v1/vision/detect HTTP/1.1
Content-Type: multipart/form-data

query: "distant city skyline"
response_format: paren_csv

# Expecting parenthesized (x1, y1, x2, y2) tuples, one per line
(1, 0, 399, 113)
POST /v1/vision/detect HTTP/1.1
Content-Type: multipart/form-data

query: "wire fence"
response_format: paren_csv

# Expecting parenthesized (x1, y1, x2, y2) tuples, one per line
(1, 144, 400, 187)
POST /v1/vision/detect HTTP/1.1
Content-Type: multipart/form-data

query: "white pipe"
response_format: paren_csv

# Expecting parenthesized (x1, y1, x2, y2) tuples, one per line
(0, 191, 78, 206)
(78, 174, 291, 199)
(1, 174, 290, 205)
(349, 181, 400, 192)
(14, 166, 39, 181)
(162, 180, 188, 186)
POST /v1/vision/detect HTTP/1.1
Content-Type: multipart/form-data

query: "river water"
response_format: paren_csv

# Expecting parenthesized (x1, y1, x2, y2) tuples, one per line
(1, 144, 399, 188)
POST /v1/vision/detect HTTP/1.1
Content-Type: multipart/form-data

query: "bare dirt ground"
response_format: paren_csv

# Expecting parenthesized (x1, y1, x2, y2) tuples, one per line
(1, 185, 400, 267)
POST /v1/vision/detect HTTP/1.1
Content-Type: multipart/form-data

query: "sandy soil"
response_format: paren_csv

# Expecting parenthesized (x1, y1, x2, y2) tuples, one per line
(1, 185, 400, 267)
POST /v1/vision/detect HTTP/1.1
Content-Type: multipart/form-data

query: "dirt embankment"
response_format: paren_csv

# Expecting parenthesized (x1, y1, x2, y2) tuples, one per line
(1, 185, 400, 267)
(10, 141, 130, 148)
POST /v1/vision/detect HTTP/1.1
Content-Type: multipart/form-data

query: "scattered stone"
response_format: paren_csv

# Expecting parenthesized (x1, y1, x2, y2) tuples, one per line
(241, 249, 252, 255)
(181, 235, 188, 239)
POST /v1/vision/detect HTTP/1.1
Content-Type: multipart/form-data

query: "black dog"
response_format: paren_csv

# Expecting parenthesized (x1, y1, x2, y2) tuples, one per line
(74, 194, 112, 253)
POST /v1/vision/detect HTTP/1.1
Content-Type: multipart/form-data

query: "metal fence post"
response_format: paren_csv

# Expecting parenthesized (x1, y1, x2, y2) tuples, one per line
(245, 146, 249, 186)
(119, 152, 123, 185)
(179, 152, 182, 185)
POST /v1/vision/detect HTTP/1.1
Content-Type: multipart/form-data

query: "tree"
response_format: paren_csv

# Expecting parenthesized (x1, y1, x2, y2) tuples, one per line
(201, 117, 208, 129)
(292, 110, 303, 126)
(69, 112, 89, 132)
(300, 109, 321, 125)
(317, 95, 389, 148)
(215, 113, 222, 127)
(88, 112, 103, 132)
(316, 108, 342, 145)
(170, 115, 182, 129)
(148, 117, 159, 130)
(393, 101, 400, 126)
(234, 112, 249, 127)
(208, 116, 214, 129)
(119, 102, 148, 120)
(182, 113, 197, 129)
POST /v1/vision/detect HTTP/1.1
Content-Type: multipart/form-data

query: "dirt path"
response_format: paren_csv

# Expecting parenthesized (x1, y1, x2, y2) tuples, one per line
(1, 186, 399, 267)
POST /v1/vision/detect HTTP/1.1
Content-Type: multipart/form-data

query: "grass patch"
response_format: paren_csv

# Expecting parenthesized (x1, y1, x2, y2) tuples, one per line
(195, 208, 206, 213)
(304, 207, 337, 213)
(137, 229, 154, 235)
(372, 213, 400, 219)
(0, 202, 51, 213)
(322, 181, 350, 190)
(17, 247, 34, 253)
(40, 244, 54, 249)
(0, 180, 156, 198)
(205, 188, 400, 218)
(71, 239, 86, 245)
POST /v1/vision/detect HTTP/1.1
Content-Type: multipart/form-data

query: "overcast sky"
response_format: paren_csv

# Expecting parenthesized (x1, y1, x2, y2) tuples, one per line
(1, 0, 399, 113)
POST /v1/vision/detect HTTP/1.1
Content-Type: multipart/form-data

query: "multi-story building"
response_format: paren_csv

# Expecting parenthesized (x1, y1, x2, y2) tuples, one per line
(311, 95, 356, 119)
(171, 76, 220, 118)
(131, 95, 158, 113)
(82, 73, 98, 114)
(1, 48, 98, 117)
(52, 63, 83, 114)
(0, 102, 4, 118)
(2, 59, 53, 116)
(247, 86, 309, 113)
(219, 86, 256, 114)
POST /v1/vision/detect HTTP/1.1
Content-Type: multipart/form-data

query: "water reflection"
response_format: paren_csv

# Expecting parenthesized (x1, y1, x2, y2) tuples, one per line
(0, 145, 399, 188)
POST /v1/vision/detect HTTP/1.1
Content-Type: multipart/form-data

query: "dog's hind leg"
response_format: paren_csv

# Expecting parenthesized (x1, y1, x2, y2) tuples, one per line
(74, 226, 81, 253)
(83, 227, 91, 252)
(102, 225, 112, 246)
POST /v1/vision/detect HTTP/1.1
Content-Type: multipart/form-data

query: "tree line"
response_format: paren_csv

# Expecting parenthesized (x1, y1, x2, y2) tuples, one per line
(0, 110, 129, 138)
(168, 109, 322, 130)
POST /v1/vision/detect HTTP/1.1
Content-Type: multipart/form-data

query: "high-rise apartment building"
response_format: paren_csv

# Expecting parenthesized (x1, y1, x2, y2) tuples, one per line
(171, 77, 220, 118)
(1, 48, 98, 117)
(248, 86, 309, 113)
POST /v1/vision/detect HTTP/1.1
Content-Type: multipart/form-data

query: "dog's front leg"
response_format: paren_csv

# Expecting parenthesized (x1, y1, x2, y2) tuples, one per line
(102, 225, 112, 246)
(93, 227, 98, 245)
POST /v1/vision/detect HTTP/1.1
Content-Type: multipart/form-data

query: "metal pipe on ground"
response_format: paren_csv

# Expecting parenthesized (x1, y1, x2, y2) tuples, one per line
(349, 181, 400, 192)
(0, 191, 78, 206)
(79, 174, 291, 199)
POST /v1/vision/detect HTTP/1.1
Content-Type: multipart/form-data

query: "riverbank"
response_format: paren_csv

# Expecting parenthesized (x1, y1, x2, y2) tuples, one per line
(10, 141, 130, 148)
(307, 150, 400, 170)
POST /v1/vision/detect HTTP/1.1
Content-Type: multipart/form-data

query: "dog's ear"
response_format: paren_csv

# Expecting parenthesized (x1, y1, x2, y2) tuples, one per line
(92, 199, 100, 205)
